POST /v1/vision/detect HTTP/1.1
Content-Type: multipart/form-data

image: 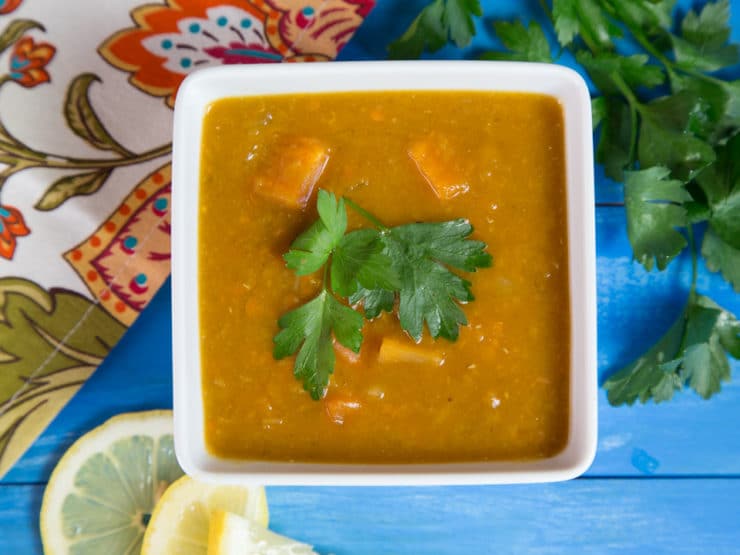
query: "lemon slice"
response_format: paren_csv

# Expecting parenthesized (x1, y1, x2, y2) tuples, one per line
(40, 410, 184, 555)
(141, 476, 268, 555)
(208, 510, 315, 555)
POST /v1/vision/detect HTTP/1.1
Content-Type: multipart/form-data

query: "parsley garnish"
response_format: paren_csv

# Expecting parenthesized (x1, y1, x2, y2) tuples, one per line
(274, 289, 364, 401)
(389, 0, 740, 406)
(352, 218, 491, 342)
(273, 190, 492, 399)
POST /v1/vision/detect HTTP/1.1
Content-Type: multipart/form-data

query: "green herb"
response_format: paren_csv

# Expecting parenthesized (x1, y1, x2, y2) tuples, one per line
(552, 0, 620, 51)
(274, 289, 364, 400)
(352, 218, 492, 342)
(273, 190, 491, 399)
(389, 0, 740, 406)
(388, 0, 481, 59)
(604, 294, 740, 405)
(671, 0, 739, 72)
(623, 167, 691, 271)
(480, 21, 552, 63)
(282, 190, 348, 275)
(703, 229, 740, 292)
(699, 134, 740, 292)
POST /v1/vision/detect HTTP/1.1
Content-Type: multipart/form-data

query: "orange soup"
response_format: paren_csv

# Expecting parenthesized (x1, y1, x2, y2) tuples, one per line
(199, 91, 570, 463)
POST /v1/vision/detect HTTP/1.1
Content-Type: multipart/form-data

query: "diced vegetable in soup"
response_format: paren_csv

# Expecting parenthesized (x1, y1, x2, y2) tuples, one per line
(199, 91, 570, 463)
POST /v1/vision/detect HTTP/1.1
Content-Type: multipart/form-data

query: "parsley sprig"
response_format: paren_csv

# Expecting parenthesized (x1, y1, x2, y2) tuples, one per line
(388, 0, 482, 59)
(389, 0, 740, 406)
(273, 190, 492, 399)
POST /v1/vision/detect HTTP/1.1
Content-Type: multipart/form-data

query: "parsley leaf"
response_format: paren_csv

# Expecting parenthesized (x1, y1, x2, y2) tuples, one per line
(349, 286, 396, 319)
(638, 92, 717, 181)
(671, 78, 730, 140)
(283, 190, 346, 275)
(603, 310, 685, 406)
(331, 229, 399, 297)
(604, 294, 740, 405)
(702, 228, 740, 292)
(552, 0, 620, 49)
(624, 167, 691, 271)
(388, 0, 481, 59)
(672, 0, 739, 72)
(591, 97, 607, 130)
(274, 290, 364, 400)
(444, 0, 482, 47)
(382, 219, 492, 341)
(594, 96, 632, 181)
(698, 135, 740, 290)
(482, 21, 552, 63)
(608, 0, 674, 35)
(577, 52, 665, 94)
(696, 134, 740, 250)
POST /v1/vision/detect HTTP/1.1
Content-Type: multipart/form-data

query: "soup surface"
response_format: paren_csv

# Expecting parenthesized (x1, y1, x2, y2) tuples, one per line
(199, 91, 570, 463)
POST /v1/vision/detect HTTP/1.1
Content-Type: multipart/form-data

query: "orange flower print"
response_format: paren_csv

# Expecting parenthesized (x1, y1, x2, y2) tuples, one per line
(99, 0, 374, 107)
(100, 1, 288, 108)
(0, 205, 30, 260)
(9, 37, 56, 88)
(0, 0, 22, 14)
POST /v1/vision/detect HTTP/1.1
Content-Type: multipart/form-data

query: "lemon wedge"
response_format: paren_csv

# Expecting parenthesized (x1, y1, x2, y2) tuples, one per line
(141, 476, 268, 555)
(208, 510, 315, 555)
(40, 410, 184, 554)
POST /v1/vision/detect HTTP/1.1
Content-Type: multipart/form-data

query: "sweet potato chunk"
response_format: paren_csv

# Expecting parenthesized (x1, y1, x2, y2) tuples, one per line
(254, 136, 330, 209)
(408, 133, 469, 200)
(378, 337, 444, 365)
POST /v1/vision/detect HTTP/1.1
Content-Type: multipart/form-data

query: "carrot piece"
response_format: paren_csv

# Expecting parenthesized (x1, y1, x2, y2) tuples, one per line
(254, 136, 330, 209)
(324, 395, 362, 425)
(407, 133, 469, 200)
(377, 337, 444, 365)
(334, 338, 361, 364)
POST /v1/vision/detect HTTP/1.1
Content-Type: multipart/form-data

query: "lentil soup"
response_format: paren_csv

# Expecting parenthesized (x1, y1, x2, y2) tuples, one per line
(199, 91, 570, 463)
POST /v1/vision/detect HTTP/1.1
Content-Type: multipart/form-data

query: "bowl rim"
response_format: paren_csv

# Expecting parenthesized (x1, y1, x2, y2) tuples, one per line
(172, 60, 597, 485)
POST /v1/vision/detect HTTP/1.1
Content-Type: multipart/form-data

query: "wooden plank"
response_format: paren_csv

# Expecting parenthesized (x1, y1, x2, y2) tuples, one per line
(0, 485, 43, 554)
(2, 207, 740, 483)
(2, 479, 739, 554)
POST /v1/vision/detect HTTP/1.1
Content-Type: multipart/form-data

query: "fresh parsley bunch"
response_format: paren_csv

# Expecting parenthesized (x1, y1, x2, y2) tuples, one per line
(273, 190, 492, 400)
(390, 0, 740, 406)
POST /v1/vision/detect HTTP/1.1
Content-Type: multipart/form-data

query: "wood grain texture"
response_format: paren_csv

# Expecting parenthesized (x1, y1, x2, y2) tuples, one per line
(0, 485, 43, 554)
(2, 480, 739, 554)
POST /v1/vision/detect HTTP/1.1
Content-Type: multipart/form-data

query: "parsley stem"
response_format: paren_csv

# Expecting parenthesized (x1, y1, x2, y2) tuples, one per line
(579, 30, 600, 55)
(676, 67, 726, 87)
(618, 17, 727, 90)
(537, 0, 554, 25)
(610, 72, 640, 167)
(322, 259, 330, 289)
(687, 224, 698, 299)
(617, 19, 680, 86)
(343, 197, 388, 230)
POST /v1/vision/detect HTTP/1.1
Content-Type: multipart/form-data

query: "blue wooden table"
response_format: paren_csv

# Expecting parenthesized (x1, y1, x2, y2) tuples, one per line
(3, 1, 740, 552)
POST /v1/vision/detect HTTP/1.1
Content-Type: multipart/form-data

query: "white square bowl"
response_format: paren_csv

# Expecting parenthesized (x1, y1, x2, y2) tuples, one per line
(172, 61, 597, 485)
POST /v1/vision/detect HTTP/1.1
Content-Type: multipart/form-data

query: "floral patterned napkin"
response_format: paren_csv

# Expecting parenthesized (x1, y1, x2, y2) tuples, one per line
(0, 0, 374, 478)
